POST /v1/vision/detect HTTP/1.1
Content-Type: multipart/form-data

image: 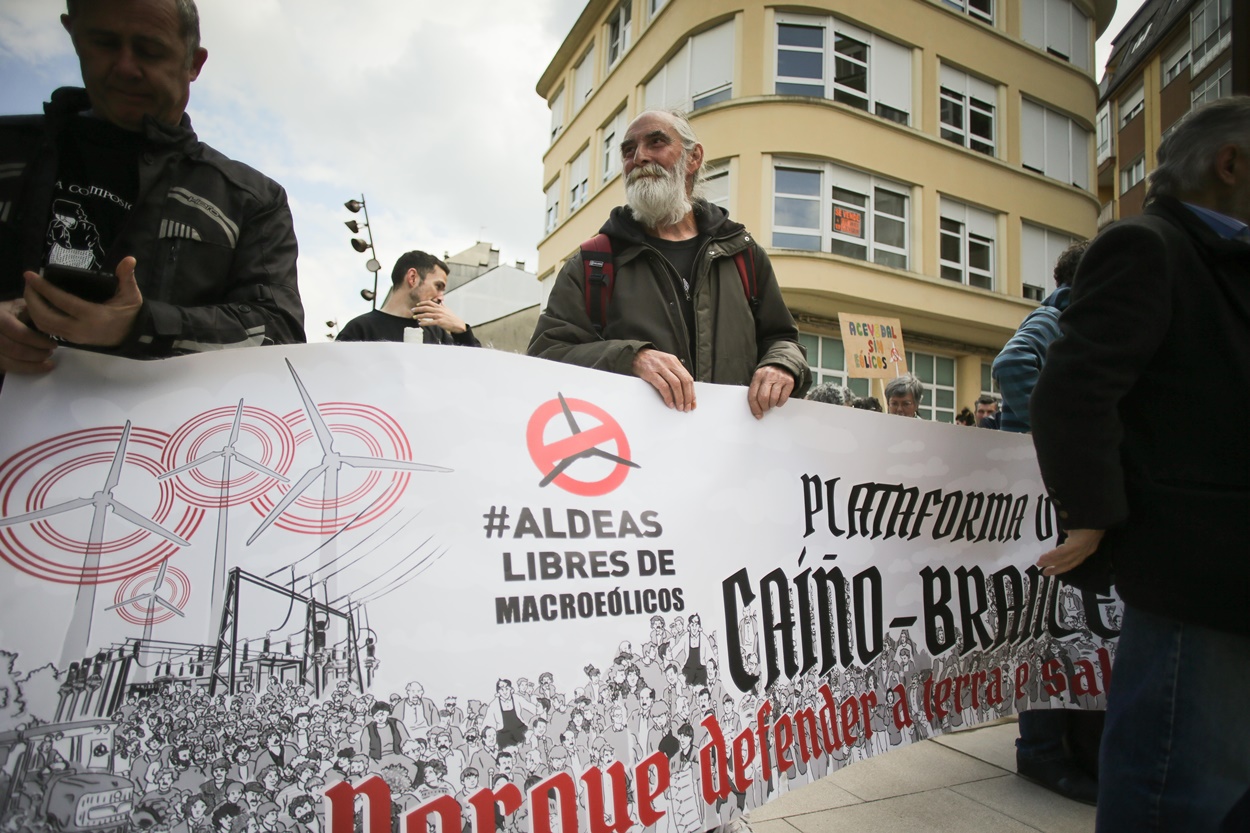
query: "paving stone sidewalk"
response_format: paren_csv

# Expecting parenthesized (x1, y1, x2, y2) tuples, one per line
(746, 718, 1096, 833)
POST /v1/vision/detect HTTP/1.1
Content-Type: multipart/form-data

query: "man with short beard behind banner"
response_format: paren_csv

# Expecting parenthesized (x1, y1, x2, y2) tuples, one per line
(527, 109, 810, 419)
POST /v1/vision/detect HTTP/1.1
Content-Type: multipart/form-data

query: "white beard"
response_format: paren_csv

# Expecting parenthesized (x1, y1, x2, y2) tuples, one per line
(625, 157, 692, 229)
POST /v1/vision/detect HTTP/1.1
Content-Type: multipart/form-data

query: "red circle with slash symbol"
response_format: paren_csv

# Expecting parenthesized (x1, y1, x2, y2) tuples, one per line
(526, 397, 635, 497)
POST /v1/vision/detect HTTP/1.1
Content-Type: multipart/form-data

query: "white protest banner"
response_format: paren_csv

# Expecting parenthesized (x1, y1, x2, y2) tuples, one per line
(0, 344, 1118, 833)
(838, 313, 907, 378)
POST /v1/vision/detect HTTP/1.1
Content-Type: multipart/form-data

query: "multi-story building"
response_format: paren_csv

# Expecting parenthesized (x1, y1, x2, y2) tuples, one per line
(1095, 0, 1245, 225)
(536, 0, 1116, 421)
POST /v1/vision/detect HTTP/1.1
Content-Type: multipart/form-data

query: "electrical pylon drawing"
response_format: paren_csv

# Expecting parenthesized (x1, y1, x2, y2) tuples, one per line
(0, 420, 190, 667)
(157, 399, 289, 619)
(247, 359, 451, 548)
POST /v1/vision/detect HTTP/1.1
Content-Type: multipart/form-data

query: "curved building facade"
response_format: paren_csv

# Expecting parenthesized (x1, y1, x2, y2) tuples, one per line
(537, 0, 1115, 420)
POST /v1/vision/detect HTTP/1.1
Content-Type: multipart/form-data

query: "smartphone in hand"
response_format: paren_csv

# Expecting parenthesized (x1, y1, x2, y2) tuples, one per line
(41, 263, 119, 303)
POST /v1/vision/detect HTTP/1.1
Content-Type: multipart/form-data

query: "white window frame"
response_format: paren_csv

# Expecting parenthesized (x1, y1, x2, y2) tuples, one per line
(1021, 0, 1091, 71)
(702, 161, 731, 211)
(939, 198, 997, 290)
(1161, 39, 1191, 86)
(1118, 83, 1145, 128)
(1021, 222, 1079, 301)
(1192, 60, 1232, 108)
(1021, 98, 1091, 190)
(606, 1, 632, 72)
(644, 21, 735, 112)
(797, 332, 872, 398)
(568, 147, 590, 214)
(573, 47, 595, 112)
(549, 87, 565, 143)
(907, 350, 958, 423)
(941, 0, 993, 25)
(1119, 155, 1145, 195)
(774, 12, 912, 126)
(647, 0, 668, 22)
(544, 180, 561, 235)
(939, 64, 996, 155)
(1096, 103, 1112, 163)
(772, 159, 911, 270)
(601, 107, 628, 185)
(1191, 0, 1232, 76)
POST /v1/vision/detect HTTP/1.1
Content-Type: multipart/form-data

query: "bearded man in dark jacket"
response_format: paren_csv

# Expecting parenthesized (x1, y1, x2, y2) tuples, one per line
(528, 109, 808, 419)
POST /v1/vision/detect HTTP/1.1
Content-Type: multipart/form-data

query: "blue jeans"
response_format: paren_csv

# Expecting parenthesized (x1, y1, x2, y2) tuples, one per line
(1097, 603, 1250, 832)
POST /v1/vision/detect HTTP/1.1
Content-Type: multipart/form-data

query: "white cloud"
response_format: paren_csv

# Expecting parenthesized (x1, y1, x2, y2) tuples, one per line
(986, 444, 1037, 461)
(888, 439, 924, 454)
(887, 456, 948, 479)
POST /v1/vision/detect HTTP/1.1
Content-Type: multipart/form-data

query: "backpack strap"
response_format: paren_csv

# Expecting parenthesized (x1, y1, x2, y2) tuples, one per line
(732, 245, 760, 311)
(581, 233, 615, 336)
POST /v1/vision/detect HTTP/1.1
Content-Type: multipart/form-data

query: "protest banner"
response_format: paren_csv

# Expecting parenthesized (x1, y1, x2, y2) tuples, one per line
(838, 313, 908, 378)
(0, 344, 1117, 833)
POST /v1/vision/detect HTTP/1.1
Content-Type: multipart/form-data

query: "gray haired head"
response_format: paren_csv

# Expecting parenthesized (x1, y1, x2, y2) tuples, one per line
(806, 382, 852, 406)
(1147, 96, 1250, 204)
(884, 374, 924, 403)
(636, 109, 708, 198)
(67, 0, 202, 63)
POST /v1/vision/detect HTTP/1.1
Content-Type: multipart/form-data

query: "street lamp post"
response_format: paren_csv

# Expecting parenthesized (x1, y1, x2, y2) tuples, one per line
(344, 195, 382, 309)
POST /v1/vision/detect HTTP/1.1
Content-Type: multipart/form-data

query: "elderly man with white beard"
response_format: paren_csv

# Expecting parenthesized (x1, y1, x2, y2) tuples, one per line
(528, 110, 809, 418)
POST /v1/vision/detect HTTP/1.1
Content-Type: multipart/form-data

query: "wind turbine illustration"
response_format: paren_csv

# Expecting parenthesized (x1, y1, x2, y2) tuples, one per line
(158, 399, 288, 617)
(539, 392, 640, 487)
(105, 556, 185, 646)
(0, 420, 189, 666)
(247, 359, 452, 547)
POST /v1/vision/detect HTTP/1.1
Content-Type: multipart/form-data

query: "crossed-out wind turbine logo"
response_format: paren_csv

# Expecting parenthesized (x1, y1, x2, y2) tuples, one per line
(526, 393, 640, 496)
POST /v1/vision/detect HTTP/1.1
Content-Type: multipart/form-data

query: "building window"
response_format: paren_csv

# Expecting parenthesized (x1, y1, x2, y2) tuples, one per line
(1021, 99, 1091, 189)
(774, 13, 912, 126)
(549, 87, 565, 143)
(1192, 60, 1232, 108)
(1096, 104, 1112, 162)
(942, 0, 993, 25)
(1021, 222, 1080, 301)
(1191, 0, 1232, 76)
(703, 162, 730, 210)
(772, 160, 910, 270)
(544, 180, 560, 235)
(568, 148, 590, 214)
(939, 199, 996, 290)
(1021, 0, 1091, 71)
(574, 47, 595, 111)
(606, 1, 632, 72)
(648, 0, 668, 21)
(797, 333, 871, 397)
(907, 351, 957, 422)
(1162, 40, 1191, 86)
(644, 21, 734, 112)
(939, 65, 996, 155)
(1120, 155, 1145, 195)
(981, 363, 999, 396)
(601, 107, 627, 184)
(1118, 83, 1144, 128)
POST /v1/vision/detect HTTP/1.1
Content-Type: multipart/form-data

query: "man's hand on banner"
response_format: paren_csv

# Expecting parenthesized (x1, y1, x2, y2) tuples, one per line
(748, 364, 795, 420)
(632, 347, 696, 412)
(1038, 528, 1105, 576)
(0, 297, 57, 374)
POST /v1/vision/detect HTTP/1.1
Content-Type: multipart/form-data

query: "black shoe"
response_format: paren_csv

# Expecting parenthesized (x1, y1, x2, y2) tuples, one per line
(1016, 756, 1099, 806)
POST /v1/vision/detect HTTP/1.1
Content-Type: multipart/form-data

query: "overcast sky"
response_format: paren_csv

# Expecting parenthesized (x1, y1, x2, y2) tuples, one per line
(1, 0, 1145, 342)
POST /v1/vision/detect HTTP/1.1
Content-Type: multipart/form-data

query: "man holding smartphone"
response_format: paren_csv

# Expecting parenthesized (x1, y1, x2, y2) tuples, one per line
(0, 0, 305, 379)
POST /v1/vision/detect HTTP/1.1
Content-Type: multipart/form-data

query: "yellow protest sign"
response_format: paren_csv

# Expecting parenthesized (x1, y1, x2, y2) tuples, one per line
(838, 312, 908, 378)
